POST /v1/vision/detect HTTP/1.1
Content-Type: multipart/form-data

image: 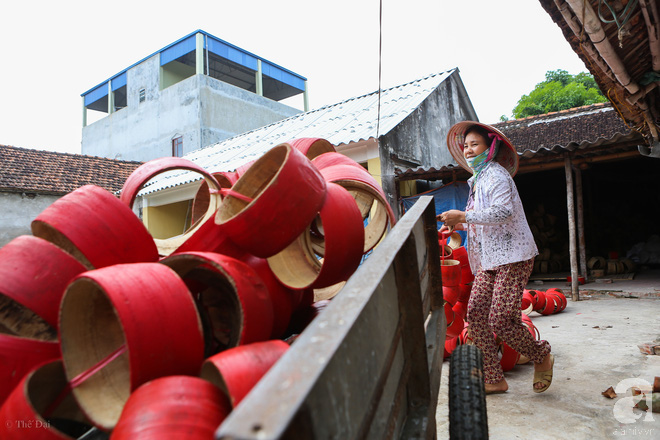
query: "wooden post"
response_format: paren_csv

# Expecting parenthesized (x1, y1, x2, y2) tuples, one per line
(564, 155, 579, 301)
(574, 166, 588, 281)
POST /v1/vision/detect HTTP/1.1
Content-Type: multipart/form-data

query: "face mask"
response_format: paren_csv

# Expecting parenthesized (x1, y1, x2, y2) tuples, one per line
(466, 149, 489, 170)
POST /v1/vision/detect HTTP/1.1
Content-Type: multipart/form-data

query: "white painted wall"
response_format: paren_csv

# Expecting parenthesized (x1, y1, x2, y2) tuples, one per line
(0, 192, 59, 247)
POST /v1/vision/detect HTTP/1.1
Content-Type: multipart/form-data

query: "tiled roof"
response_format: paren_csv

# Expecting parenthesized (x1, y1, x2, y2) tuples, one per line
(538, 0, 658, 143)
(395, 103, 644, 181)
(138, 70, 457, 195)
(492, 103, 639, 157)
(0, 144, 142, 195)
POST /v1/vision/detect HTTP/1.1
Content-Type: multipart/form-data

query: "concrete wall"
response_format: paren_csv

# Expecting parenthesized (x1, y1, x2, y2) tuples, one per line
(0, 192, 59, 247)
(83, 55, 201, 161)
(382, 71, 478, 171)
(199, 75, 299, 148)
(82, 57, 301, 162)
(378, 71, 479, 218)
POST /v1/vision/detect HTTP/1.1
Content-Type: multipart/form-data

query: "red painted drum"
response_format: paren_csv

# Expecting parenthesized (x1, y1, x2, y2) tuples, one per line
(31, 185, 158, 269)
(0, 334, 59, 407)
(316, 163, 396, 253)
(239, 254, 298, 339)
(215, 144, 327, 258)
(234, 159, 257, 179)
(0, 360, 95, 440)
(289, 138, 336, 160)
(191, 171, 238, 225)
(500, 341, 521, 372)
(443, 285, 460, 306)
(200, 340, 289, 407)
(439, 244, 454, 260)
(539, 294, 559, 315)
(118, 157, 225, 257)
(441, 259, 461, 287)
(0, 235, 86, 331)
(267, 183, 364, 290)
(452, 299, 468, 320)
(439, 231, 463, 249)
(546, 288, 567, 311)
(111, 376, 232, 440)
(444, 301, 454, 330)
(59, 263, 204, 430)
(444, 336, 459, 360)
(446, 311, 464, 339)
(311, 152, 365, 171)
(530, 290, 547, 312)
(161, 252, 275, 352)
(457, 284, 472, 303)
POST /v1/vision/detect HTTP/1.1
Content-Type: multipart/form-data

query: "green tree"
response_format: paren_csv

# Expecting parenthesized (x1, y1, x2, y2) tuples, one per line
(511, 69, 607, 119)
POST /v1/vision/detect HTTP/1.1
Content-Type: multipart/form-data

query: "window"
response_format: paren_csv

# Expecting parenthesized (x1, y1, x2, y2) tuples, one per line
(139, 88, 146, 103)
(172, 136, 183, 157)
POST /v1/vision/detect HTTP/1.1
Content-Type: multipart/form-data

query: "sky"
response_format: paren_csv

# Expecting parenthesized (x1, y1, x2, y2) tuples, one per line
(0, 0, 588, 155)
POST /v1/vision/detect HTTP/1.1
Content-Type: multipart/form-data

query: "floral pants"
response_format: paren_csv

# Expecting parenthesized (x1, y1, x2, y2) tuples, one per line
(466, 258, 551, 384)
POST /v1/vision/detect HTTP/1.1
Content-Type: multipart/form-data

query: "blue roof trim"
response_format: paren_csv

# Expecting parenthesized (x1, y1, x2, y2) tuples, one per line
(262, 60, 305, 91)
(160, 35, 197, 66)
(207, 37, 258, 71)
(84, 83, 108, 106)
(81, 29, 307, 97)
(111, 72, 127, 91)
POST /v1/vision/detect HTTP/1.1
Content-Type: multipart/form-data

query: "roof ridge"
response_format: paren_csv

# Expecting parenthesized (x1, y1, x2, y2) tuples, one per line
(193, 69, 457, 155)
(494, 102, 612, 126)
(0, 144, 143, 164)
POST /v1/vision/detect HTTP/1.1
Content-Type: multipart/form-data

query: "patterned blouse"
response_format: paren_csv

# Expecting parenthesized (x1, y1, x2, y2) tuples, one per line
(464, 161, 538, 272)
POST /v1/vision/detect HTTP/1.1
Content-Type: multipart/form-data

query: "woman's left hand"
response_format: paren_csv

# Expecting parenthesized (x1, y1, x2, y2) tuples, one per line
(437, 209, 466, 227)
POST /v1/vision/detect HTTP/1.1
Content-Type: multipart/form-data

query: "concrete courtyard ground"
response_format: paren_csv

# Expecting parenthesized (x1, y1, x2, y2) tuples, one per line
(435, 269, 660, 439)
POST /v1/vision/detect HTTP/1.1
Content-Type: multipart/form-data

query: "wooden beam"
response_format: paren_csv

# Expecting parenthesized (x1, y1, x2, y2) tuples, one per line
(517, 149, 641, 174)
(574, 166, 588, 281)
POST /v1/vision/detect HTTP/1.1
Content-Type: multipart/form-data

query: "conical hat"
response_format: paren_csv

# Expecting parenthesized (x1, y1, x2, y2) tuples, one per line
(446, 121, 519, 177)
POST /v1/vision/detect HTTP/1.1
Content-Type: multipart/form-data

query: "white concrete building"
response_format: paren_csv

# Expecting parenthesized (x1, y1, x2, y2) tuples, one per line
(81, 30, 308, 162)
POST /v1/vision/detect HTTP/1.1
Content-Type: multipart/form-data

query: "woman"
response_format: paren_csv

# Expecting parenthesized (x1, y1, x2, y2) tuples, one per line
(438, 121, 554, 394)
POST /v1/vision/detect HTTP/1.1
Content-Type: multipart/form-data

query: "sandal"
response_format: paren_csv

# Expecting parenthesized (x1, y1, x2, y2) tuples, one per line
(533, 354, 554, 393)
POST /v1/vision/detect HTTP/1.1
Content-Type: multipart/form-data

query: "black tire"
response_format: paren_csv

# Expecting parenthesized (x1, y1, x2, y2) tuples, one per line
(449, 344, 488, 440)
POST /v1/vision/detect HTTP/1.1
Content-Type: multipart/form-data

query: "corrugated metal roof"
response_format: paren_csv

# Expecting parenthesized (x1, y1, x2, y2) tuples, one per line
(138, 69, 456, 195)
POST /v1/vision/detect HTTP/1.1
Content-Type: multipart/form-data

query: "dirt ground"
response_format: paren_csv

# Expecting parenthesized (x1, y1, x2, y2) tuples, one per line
(435, 270, 660, 439)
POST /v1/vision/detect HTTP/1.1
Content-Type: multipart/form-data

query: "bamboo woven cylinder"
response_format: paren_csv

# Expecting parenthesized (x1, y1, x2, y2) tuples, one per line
(0, 360, 94, 440)
(31, 185, 159, 269)
(289, 138, 336, 160)
(161, 252, 275, 353)
(441, 259, 461, 287)
(0, 235, 86, 332)
(59, 263, 204, 430)
(118, 157, 224, 257)
(0, 334, 60, 406)
(111, 376, 232, 440)
(316, 163, 396, 253)
(215, 143, 327, 258)
(200, 340, 289, 408)
(311, 151, 365, 171)
(267, 183, 364, 290)
(191, 171, 238, 225)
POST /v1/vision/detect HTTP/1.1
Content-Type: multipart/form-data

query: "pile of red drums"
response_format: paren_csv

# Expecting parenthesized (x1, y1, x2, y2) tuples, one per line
(0, 138, 395, 438)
